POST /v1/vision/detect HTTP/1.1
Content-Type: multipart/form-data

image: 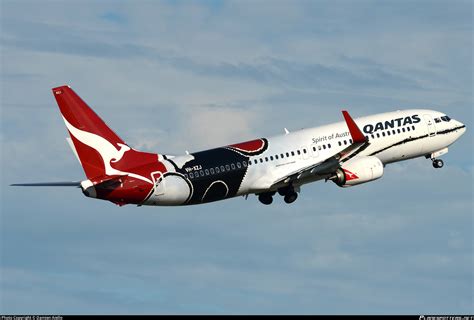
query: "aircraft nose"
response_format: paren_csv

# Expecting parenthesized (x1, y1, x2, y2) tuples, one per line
(455, 120, 466, 136)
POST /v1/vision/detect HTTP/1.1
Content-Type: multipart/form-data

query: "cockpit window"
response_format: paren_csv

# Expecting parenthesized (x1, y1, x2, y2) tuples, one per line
(441, 116, 451, 122)
(434, 118, 441, 123)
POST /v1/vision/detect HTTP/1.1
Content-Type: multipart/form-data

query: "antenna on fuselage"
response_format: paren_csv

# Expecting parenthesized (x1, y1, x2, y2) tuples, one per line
(284, 128, 290, 134)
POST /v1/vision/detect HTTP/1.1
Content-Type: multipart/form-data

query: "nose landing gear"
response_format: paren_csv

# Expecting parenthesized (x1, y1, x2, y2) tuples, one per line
(432, 158, 444, 169)
(427, 148, 448, 169)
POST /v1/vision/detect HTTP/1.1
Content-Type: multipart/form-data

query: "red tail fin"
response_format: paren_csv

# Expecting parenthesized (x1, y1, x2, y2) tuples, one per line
(52, 85, 157, 180)
(53, 86, 124, 144)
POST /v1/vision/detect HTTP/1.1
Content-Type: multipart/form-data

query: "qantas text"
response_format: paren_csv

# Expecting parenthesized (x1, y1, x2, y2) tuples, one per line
(363, 115, 421, 134)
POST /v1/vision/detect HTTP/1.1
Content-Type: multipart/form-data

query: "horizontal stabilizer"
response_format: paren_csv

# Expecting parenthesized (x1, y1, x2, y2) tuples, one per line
(10, 182, 81, 187)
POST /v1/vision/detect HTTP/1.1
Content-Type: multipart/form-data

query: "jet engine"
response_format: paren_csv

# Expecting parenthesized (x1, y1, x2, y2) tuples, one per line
(332, 156, 384, 187)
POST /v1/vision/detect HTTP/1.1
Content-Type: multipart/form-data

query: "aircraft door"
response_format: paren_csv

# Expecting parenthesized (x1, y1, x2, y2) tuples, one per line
(424, 114, 436, 137)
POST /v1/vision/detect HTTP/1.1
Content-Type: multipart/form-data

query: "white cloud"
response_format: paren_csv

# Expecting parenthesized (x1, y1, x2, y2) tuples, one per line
(177, 105, 260, 150)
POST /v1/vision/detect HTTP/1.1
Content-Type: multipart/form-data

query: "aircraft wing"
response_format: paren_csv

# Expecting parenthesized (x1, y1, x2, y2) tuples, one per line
(269, 111, 370, 188)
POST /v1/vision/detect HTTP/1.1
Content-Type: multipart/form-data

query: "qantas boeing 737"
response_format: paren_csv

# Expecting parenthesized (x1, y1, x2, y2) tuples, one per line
(12, 86, 466, 206)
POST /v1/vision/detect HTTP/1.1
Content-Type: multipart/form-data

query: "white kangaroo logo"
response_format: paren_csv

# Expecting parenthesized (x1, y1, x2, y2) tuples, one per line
(63, 117, 152, 184)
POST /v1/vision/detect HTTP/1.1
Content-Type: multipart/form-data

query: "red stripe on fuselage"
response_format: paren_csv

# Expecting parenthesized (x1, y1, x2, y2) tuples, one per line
(229, 139, 265, 153)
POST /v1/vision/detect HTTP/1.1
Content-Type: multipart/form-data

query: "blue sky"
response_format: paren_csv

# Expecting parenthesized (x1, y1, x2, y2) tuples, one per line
(1, 0, 472, 314)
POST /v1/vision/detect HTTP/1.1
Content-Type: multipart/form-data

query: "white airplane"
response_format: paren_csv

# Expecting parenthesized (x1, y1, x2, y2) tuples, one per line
(12, 85, 466, 206)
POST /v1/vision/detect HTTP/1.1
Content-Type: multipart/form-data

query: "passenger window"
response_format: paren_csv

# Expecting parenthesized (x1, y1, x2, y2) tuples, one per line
(303, 149, 307, 154)
(412, 125, 415, 130)
(221, 165, 225, 172)
(343, 140, 347, 145)
(205, 169, 209, 175)
(189, 172, 194, 179)
(210, 168, 215, 174)
(231, 163, 235, 170)
(328, 143, 331, 148)
(291, 151, 295, 156)
(225, 165, 230, 171)
(402, 128, 406, 132)
(243, 161, 247, 167)
(323, 145, 326, 149)
(264, 157, 268, 162)
(270, 156, 274, 161)
(349, 139, 353, 143)
(254, 160, 258, 165)
(200, 170, 204, 176)
(237, 162, 241, 169)
(260, 158, 263, 163)
(338, 141, 341, 146)
(298, 150, 302, 155)
(371, 134, 374, 139)
(387, 131, 391, 136)
(184, 173, 188, 179)
(318, 145, 321, 150)
(286, 152, 290, 157)
(407, 127, 411, 132)
(392, 130, 396, 135)
(216, 167, 220, 173)
(397, 129, 401, 134)
(382, 132, 385, 137)
(281, 153, 284, 158)
(275, 155, 279, 159)
(376, 133, 380, 138)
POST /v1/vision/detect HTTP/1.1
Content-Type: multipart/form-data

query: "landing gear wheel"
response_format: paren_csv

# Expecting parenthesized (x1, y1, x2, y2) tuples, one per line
(277, 188, 288, 196)
(432, 159, 444, 169)
(258, 194, 273, 205)
(284, 192, 298, 204)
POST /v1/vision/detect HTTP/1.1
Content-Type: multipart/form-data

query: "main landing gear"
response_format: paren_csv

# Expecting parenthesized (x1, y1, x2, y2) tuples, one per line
(432, 158, 444, 169)
(278, 186, 298, 204)
(258, 187, 299, 205)
(283, 192, 298, 204)
(258, 193, 274, 205)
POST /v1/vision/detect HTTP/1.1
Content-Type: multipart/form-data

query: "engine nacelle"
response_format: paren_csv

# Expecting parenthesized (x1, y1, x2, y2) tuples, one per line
(332, 156, 384, 187)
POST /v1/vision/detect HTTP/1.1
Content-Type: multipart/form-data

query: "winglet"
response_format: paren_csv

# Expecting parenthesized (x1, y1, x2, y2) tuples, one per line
(342, 110, 366, 143)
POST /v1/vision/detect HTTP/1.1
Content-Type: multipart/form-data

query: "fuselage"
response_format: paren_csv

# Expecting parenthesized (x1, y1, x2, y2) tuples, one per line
(14, 87, 467, 207)
(141, 109, 465, 206)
